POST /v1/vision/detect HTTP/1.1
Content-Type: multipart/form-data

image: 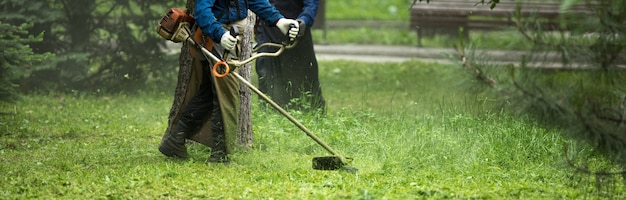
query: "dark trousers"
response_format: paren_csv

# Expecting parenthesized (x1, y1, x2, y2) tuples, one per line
(179, 60, 224, 142)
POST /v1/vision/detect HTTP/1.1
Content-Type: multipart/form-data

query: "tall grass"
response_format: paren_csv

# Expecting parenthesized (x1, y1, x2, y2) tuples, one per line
(1, 60, 622, 199)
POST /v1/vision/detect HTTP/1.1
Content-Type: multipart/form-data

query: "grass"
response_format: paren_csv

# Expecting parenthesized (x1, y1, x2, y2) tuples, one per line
(1, 60, 623, 199)
(325, 0, 411, 21)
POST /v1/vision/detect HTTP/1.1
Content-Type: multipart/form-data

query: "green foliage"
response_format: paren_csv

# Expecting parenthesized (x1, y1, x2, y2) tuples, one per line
(0, 22, 51, 103)
(560, 0, 582, 12)
(411, 0, 500, 10)
(456, 0, 626, 178)
(1, 61, 623, 198)
(1, 0, 185, 93)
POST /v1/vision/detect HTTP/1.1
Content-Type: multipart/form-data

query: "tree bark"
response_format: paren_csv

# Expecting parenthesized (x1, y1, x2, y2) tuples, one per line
(237, 11, 256, 148)
(164, 0, 196, 138)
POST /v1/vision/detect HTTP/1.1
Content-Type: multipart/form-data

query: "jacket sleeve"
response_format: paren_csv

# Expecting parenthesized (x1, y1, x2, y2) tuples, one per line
(195, 0, 227, 43)
(248, 0, 284, 26)
(299, 0, 319, 27)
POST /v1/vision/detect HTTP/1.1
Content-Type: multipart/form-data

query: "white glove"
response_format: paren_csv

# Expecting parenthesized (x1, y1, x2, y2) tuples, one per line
(220, 31, 237, 51)
(276, 18, 300, 40)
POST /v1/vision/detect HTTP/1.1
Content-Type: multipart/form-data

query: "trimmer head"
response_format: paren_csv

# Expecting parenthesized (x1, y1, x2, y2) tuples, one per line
(312, 156, 358, 173)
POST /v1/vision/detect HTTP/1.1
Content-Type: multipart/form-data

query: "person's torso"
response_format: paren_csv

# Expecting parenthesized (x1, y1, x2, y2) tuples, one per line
(213, 0, 250, 23)
(270, 0, 303, 19)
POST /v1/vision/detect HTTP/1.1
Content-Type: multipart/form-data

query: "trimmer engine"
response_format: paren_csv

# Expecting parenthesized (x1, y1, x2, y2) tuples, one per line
(156, 8, 195, 43)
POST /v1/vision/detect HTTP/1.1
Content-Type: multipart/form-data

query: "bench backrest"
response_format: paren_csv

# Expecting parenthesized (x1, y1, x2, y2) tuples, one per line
(411, 0, 590, 19)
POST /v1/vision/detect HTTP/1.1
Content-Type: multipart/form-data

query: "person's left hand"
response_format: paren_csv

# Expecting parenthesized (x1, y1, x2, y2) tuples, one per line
(276, 18, 300, 40)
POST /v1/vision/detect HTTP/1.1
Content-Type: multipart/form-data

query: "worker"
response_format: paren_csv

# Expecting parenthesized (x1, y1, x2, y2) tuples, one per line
(159, 0, 300, 163)
(255, 0, 325, 112)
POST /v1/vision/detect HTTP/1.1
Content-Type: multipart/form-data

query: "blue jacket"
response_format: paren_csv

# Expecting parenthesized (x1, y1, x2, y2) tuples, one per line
(195, 0, 285, 43)
(270, 0, 319, 27)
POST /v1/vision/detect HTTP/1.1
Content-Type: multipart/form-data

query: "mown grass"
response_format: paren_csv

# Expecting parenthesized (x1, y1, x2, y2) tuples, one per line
(325, 0, 411, 21)
(1, 60, 623, 199)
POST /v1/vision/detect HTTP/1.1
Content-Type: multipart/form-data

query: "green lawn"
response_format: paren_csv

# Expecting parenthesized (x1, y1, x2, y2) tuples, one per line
(1, 60, 622, 199)
(325, 0, 411, 21)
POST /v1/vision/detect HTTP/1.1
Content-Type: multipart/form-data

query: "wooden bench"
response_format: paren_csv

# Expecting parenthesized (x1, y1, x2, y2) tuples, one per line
(410, 0, 590, 47)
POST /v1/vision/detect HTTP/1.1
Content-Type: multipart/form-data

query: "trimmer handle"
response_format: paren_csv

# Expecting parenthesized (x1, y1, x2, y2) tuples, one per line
(212, 26, 240, 78)
(230, 26, 239, 37)
(228, 26, 240, 58)
(283, 19, 306, 46)
(285, 25, 295, 43)
(288, 24, 296, 33)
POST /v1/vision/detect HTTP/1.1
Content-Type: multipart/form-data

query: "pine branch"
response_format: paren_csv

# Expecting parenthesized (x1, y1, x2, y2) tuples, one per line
(456, 40, 496, 88)
(565, 145, 626, 177)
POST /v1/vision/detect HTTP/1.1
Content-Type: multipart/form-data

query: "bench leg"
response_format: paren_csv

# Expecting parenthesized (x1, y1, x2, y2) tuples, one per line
(417, 28, 423, 47)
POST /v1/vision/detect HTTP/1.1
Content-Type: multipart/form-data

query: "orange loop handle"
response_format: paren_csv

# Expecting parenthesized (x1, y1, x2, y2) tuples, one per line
(212, 61, 230, 78)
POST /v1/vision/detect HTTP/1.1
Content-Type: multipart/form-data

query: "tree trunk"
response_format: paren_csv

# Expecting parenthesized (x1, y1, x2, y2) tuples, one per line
(237, 11, 256, 148)
(164, 0, 196, 137)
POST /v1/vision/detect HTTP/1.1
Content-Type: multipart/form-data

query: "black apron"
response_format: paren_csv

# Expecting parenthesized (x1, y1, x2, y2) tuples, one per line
(255, 17, 325, 111)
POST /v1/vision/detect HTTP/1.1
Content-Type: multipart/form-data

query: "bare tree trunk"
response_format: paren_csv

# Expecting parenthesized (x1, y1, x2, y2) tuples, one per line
(164, 1, 195, 137)
(237, 11, 256, 148)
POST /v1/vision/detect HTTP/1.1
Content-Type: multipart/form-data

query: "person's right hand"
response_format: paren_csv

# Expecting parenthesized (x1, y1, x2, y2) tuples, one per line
(220, 31, 237, 51)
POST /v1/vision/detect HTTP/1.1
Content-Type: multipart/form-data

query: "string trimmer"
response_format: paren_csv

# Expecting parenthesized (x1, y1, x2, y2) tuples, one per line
(156, 8, 357, 172)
